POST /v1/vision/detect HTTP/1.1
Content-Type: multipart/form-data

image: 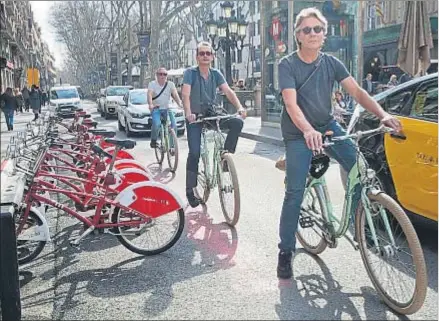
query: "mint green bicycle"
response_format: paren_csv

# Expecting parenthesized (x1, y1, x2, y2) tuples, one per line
(154, 110, 179, 173)
(295, 125, 427, 315)
(193, 114, 240, 226)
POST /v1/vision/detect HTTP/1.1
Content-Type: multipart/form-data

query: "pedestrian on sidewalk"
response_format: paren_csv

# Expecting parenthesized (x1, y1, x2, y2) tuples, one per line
(14, 88, 24, 114)
(22, 85, 30, 112)
(0, 87, 19, 131)
(29, 85, 42, 121)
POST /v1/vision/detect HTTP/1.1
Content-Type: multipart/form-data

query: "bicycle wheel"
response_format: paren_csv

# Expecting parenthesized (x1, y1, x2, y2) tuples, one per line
(15, 210, 47, 265)
(112, 207, 185, 256)
(355, 193, 427, 315)
(154, 127, 165, 164)
(296, 183, 328, 255)
(217, 153, 240, 226)
(194, 154, 211, 203)
(166, 128, 179, 173)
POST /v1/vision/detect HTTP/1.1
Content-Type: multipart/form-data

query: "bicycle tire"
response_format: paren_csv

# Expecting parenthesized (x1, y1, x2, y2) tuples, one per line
(166, 128, 179, 173)
(154, 127, 165, 164)
(217, 153, 240, 226)
(296, 184, 328, 255)
(112, 207, 185, 256)
(355, 192, 427, 315)
(194, 154, 211, 203)
(16, 210, 47, 265)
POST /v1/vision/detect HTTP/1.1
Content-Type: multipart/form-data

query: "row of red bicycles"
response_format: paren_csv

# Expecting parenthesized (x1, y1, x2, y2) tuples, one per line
(4, 109, 186, 265)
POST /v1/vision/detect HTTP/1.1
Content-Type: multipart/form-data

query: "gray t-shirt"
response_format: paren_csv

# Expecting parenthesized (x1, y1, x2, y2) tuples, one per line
(182, 66, 226, 114)
(148, 80, 176, 109)
(278, 52, 350, 140)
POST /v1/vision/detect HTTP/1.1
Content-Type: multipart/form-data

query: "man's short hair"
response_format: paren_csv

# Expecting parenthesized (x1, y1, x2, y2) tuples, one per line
(196, 41, 213, 55)
(294, 7, 328, 49)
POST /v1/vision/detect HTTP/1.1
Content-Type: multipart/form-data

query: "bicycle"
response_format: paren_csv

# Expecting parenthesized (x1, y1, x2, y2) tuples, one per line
(192, 114, 241, 226)
(294, 125, 427, 315)
(153, 108, 179, 173)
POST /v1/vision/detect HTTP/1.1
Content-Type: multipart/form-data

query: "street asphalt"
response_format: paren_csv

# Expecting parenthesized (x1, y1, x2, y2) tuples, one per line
(1, 101, 437, 320)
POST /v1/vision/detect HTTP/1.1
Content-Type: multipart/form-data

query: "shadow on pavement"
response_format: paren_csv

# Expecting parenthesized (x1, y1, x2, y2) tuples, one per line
(275, 250, 410, 320)
(147, 163, 177, 184)
(23, 206, 238, 319)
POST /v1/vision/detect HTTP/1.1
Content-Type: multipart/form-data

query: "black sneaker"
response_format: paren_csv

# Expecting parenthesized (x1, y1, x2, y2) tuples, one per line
(277, 250, 293, 279)
(187, 192, 201, 208)
(150, 140, 157, 148)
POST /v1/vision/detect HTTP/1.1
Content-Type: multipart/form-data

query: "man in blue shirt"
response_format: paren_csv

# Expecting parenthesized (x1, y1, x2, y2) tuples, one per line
(181, 41, 247, 208)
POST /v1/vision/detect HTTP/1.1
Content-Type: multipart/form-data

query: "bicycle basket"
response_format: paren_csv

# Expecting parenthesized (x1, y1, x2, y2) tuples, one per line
(309, 154, 330, 179)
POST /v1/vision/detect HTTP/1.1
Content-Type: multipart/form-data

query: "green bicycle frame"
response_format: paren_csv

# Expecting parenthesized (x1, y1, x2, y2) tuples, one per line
(305, 152, 397, 248)
(200, 128, 225, 190)
(158, 113, 174, 151)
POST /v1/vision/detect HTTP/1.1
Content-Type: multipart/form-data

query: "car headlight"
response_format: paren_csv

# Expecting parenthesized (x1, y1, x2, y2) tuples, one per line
(74, 101, 80, 106)
(50, 102, 57, 107)
(128, 111, 149, 119)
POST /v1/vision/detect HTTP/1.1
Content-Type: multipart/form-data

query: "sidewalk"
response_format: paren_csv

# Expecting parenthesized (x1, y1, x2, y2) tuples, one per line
(240, 116, 283, 146)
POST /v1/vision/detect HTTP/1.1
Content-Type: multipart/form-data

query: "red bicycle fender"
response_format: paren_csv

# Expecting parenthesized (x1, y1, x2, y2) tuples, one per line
(114, 160, 151, 175)
(115, 182, 183, 218)
(111, 168, 151, 192)
(100, 140, 114, 149)
(103, 148, 135, 164)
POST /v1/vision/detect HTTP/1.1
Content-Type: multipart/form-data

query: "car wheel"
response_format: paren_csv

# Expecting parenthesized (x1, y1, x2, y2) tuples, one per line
(125, 118, 132, 137)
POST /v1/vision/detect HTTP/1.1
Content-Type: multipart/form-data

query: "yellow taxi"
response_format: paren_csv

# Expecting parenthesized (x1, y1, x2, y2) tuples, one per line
(356, 73, 438, 223)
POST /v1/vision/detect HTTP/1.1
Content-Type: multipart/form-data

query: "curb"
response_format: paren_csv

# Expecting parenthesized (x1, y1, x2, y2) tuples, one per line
(240, 131, 284, 147)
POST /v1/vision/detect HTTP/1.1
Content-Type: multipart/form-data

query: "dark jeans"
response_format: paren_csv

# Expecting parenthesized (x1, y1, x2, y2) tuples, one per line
(279, 120, 359, 252)
(3, 110, 14, 129)
(185, 117, 243, 195)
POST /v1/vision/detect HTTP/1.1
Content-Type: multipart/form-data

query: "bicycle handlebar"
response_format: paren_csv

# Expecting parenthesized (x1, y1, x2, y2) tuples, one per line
(191, 113, 240, 124)
(323, 125, 394, 147)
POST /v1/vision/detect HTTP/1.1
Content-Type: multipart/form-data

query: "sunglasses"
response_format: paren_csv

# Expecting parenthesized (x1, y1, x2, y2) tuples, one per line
(300, 25, 325, 35)
(198, 51, 212, 57)
(157, 72, 167, 76)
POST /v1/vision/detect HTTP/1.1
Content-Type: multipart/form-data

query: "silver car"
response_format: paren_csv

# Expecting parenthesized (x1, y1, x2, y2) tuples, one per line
(117, 89, 185, 137)
(98, 85, 133, 119)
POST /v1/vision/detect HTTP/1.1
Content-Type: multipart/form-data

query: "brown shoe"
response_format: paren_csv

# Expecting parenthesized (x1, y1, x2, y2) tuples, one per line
(275, 157, 286, 172)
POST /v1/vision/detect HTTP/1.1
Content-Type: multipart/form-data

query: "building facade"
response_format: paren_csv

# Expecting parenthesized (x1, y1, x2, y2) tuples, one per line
(0, 1, 56, 93)
(363, 0, 438, 81)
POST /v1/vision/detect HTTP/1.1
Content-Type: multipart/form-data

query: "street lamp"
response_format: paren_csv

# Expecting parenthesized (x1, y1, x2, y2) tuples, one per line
(124, 54, 129, 85)
(206, 1, 248, 85)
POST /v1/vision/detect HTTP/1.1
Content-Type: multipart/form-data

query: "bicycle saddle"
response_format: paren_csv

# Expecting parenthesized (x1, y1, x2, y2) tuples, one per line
(88, 129, 116, 138)
(79, 114, 92, 119)
(104, 139, 136, 149)
(309, 154, 330, 179)
(91, 145, 112, 159)
(58, 112, 75, 119)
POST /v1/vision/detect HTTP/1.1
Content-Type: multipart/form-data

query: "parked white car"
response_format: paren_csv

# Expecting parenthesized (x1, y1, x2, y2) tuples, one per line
(117, 89, 185, 137)
(49, 85, 81, 113)
(97, 85, 133, 119)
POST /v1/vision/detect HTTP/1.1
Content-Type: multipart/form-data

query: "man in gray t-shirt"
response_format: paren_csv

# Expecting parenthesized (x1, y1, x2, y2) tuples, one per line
(275, 8, 402, 280)
(181, 41, 247, 208)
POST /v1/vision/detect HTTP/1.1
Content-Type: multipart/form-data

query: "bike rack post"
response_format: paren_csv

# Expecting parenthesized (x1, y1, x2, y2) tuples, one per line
(1, 163, 25, 321)
(0, 205, 21, 321)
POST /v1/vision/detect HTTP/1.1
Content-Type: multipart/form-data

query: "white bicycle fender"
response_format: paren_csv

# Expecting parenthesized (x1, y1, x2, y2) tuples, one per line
(17, 207, 51, 242)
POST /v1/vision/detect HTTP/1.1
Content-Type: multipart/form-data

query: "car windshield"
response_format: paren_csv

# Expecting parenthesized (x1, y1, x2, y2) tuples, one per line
(107, 87, 130, 96)
(130, 92, 147, 105)
(50, 89, 79, 100)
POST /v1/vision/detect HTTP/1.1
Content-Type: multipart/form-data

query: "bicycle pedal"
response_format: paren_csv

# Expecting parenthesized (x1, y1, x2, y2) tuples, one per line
(299, 216, 314, 228)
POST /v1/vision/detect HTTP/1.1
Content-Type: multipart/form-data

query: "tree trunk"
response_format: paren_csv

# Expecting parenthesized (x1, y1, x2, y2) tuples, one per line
(117, 19, 122, 85)
(148, 0, 162, 80)
(127, 19, 133, 85)
(139, 0, 146, 87)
